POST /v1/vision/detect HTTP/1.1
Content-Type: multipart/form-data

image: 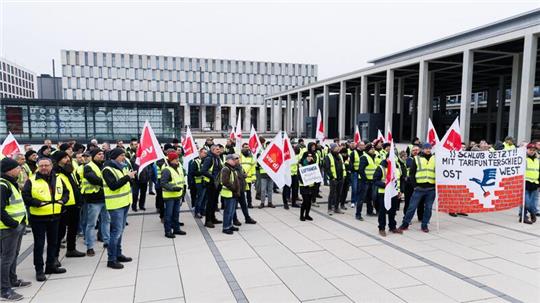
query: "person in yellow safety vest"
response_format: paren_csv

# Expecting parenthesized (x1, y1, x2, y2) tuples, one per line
(190, 148, 208, 218)
(373, 156, 403, 237)
(406, 137, 421, 157)
(1, 158, 32, 300)
(503, 136, 516, 150)
(521, 143, 539, 224)
(297, 138, 308, 159)
(15, 154, 29, 190)
(101, 148, 136, 270)
(52, 150, 86, 260)
(81, 149, 109, 257)
(201, 145, 224, 228)
(77, 152, 91, 186)
(349, 141, 365, 209)
(22, 157, 69, 281)
(339, 149, 351, 210)
(160, 152, 187, 238)
(282, 144, 300, 210)
(324, 143, 345, 215)
(356, 143, 378, 220)
(290, 145, 302, 207)
(254, 138, 266, 201)
(240, 143, 257, 209)
(233, 147, 257, 226)
(378, 143, 391, 165)
(58, 143, 80, 186)
(399, 143, 436, 233)
(220, 154, 241, 235)
(298, 152, 317, 221)
(24, 150, 38, 177)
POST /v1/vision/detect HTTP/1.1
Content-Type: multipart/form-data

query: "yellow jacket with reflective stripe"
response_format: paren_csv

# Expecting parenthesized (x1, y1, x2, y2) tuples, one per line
(327, 153, 345, 180)
(414, 155, 436, 185)
(240, 154, 257, 183)
(81, 161, 102, 194)
(57, 173, 76, 206)
(28, 174, 64, 216)
(220, 168, 237, 198)
(362, 154, 377, 180)
(102, 166, 132, 210)
(162, 166, 185, 199)
(0, 178, 27, 229)
(526, 157, 539, 184)
(194, 159, 203, 184)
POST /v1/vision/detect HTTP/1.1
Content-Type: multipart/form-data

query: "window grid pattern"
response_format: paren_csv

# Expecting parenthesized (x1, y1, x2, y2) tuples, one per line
(0, 58, 36, 99)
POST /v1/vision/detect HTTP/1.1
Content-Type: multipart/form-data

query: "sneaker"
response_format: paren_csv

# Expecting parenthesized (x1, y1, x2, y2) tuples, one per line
(519, 218, 533, 224)
(378, 230, 387, 237)
(44, 267, 66, 275)
(305, 216, 313, 221)
(1, 290, 23, 301)
(367, 213, 376, 217)
(531, 213, 537, 223)
(247, 204, 254, 209)
(449, 213, 458, 217)
(107, 261, 124, 269)
(457, 213, 468, 216)
(233, 219, 242, 226)
(179, 222, 185, 226)
(312, 202, 320, 208)
(54, 258, 61, 268)
(117, 255, 133, 263)
(398, 225, 408, 232)
(35, 272, 46, 282)
(140, 207, 146, 211)
(327, 210, 333, 216)
(340, 205, 347, 210)
(231, 227, 239, 231)
(223, 229, 234, 235)
(149, 191, 155, 195)
(212, 219, 223, 224)
(355, 216, 364, 221)
(66, 250, 86, 258)
(205, 222, 215, 228)
(300, 216, 306, 221)
(86, 249, 95, 257)
(165, 233, 176, 239)
(195, 214, 203, 219)
(350, 203, 355, 208)
(245, 218, 257, 224)
(11, 280, 31, 288)
(258, 204, 265, 209)
(173, 230, 187, 236)
(131, 208, 138, 212)
(291, 203, 300, 208)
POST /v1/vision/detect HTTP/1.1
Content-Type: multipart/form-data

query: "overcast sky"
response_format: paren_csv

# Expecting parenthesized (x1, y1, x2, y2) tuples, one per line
(1, 0, 539, 79)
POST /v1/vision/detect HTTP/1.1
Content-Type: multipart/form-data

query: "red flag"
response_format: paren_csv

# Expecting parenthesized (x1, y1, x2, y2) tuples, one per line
(248, 125, 262, 154)
(427, 118, 439, 147)
(440, 117, 462, 151)
(0, 132, 21, 158)
(182, 126, 197, 170)
(316, 109, 325, 141)
(136, 121, 165, 175)
(257, 132, 286, 188)
(353, 125, 361, 144)
(282, 132, 296, 187)
(377, 129, 385, 143)
(384, 141, 399, 210)
(386, 123, 393, 143)
(235, 112, 242, 149)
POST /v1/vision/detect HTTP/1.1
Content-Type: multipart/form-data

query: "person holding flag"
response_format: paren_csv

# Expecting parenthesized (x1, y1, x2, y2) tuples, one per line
(257, 133, 286, 209)
(373, 144, 403, 236)
(398, 143, 436, 233)
(298, 152, 317, 221)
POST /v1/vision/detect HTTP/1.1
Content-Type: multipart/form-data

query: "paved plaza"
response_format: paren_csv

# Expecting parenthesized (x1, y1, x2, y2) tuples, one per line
(11, 187, 540, 303)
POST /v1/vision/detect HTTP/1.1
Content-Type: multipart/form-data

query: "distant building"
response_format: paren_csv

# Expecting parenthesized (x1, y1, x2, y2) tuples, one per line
(0, 57, 36, 99)
(37, 74, 63, 99)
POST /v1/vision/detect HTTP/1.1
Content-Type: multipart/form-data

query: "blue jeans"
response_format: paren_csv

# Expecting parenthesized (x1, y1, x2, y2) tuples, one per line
(195, 183, 206, 215)
(164, 198, 181, 234)
(107, 206, 128, 262)
(350, 172, 359, 205)
(521, 190, 539, 218)
(402, 187, 436, 229)
(222, 197, 237, 231)
(260, 177, 273, 204)
(234, 191, 251, 221)
(78, 203, 87, 235)
(355, 181, 374, 217)
(85, 202, 110, 250)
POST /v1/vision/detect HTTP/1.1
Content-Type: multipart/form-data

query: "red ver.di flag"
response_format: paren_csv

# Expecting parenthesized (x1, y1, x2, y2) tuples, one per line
(436, 147, 526, 213)
(136, 121, 166, 175)
(182, 126, 197, 170)
(257, 132, 286, 189)
(0, 132, 21, 158)
(248, 125, 262, 154)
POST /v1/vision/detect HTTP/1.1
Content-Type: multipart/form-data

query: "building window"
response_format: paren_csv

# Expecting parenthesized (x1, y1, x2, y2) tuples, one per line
(112, 54, 116, 66)
(84, 52, 88, 65)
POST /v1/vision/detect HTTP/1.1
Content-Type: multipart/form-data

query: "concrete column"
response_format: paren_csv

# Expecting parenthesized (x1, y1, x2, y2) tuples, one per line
(411, 89, 418, 141)
(259, 103, 266, 132)
(496, 76, 504, 141)
(486, 86, 497, 142)
(309, 88, 316, 116)
(360, 76, 368, 113)
(230, 105, 237, 131)
(397, 78, 405, 142)
(215, 105, 222, 131)
(508, 54, 522, 138)
(338, 81, 346, 139)
(286, 95, 293, 133)
(323, 85, 329, 138)
(416, 61, 429, 139)
(184, 105, 191, 127)
(374, 82, 380, 113)
(428, 72, 435, 119)
(244, 106, 251, 132)
(460, 50, 474, 144)
(517, 33, 538, 144)
(297, 92, 302, 137)
(201, 106, 207, 129)
(274, 97, 282, 132)
(385, 70, 394, 135)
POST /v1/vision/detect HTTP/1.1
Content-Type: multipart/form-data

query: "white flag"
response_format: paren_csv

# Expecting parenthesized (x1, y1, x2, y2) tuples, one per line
(377, 129, 386, 143)
(235, 111, 242, 150)
(182, 126, 198, 171)
(282, 131, 296, 186)
(135, 121, 166, 176)
(0, 132, 21, 158)
(439, 117, 462, 152)
(427, 118, 440, 147)
(248, 125, 262, 154)
(257, 132, 286, 189)
(384, 141, 399, 210)
(316, 109, 325, 142)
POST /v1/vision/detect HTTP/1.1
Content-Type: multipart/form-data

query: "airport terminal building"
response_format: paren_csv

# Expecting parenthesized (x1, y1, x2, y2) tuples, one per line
(269, 9, 540, 145)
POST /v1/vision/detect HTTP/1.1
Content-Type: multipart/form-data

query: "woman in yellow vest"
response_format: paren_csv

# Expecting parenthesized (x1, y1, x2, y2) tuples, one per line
(160, 152, 187, 238)
(522, 143, 539, 224)
(22, 157, 69, 281)
(101, 148, 136, 269)
(1, 158, 32, 300)
(298, 152, 317, 221)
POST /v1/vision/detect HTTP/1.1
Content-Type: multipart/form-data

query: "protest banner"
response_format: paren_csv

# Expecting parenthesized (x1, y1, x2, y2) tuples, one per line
(299, 163, 323, 186)
(436, 147, 526, 213)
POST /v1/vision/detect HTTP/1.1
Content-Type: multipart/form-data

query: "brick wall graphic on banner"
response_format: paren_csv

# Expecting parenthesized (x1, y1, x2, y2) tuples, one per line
(436, 147, 526, 213)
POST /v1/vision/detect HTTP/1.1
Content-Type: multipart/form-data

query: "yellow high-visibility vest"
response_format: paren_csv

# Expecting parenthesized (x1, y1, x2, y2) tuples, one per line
(362, 154, 377, 180)
(162, 166, 185, 199)
(220, 168, 237, 198)
(81, 161, 102, 194)
(415, 155, 436, 185)
(0, 179, 27, 229)
(28, 174, 64, 216)
(102, 166, 132, 210)
(526, 157, 539, 184)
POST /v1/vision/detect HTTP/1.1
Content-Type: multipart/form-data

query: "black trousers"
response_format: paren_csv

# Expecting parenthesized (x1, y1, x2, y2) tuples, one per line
(189, 185, 197, 208)
(282, 185, 291, 205)
(31, 218, 60, 272)
(245, 183, 253, 207)
(328, 179, 344, 211)
(156, 188, 164, 219)
(300, 192, 313, 218)
(57, 206, 80, 255)
(340, 177, 350, 207)
(132, 182, 148, 210)
(205, 184, 219, 223)
(291, 175, 299, 203)
(377, 194, 399, 230)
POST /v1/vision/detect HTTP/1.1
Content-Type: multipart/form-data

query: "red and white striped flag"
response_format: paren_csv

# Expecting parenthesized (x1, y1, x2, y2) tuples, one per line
(316, 109, 325, 142)
(377, 129, 385, 143)
(384, 141, 399, 210)
(386, 123, 393, 144)
(282, 131, 296, 187)
(135, 121, 165, 175)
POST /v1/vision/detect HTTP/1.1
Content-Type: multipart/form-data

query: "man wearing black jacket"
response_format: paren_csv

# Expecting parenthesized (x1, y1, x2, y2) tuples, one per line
(201, 145, 223, 228)
(356, 143, 377, 220)
(82, 149, 110, 256)
(324, 143, 345, 215)
(1, 158, 31, 301)
(52, 151, 86, 259)
(23, 157, 69, 281)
